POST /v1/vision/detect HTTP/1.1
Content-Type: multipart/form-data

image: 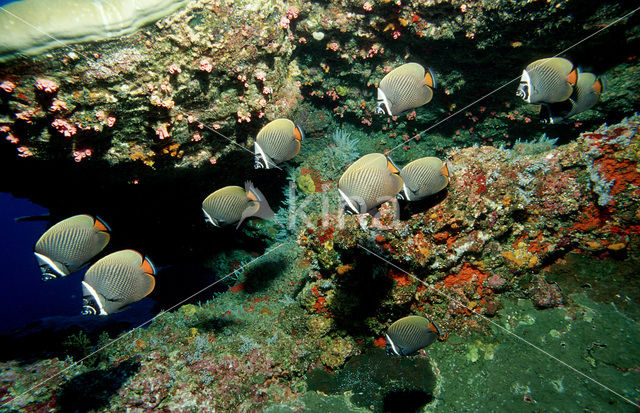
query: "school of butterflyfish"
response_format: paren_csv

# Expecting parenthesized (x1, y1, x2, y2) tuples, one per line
(31, 58, 603, 356)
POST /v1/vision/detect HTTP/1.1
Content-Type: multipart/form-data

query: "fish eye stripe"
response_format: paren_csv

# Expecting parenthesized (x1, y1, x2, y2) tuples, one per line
(385, 333, 400, 356)
(33, 252, 67, 277)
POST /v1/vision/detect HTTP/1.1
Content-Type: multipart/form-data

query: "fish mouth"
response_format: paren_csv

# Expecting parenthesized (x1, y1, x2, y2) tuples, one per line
(376, 88, 391, 115)
(202, 208, 219, 227)
(517, 69, 531, 102)
(81, 281, 107, 315)
(41, 271, 59, 281)
(338, 188, 361, 214)
(34, 252, 68, 281)
(81, 303, 98, 315)
(254, 142, 273, 169)
(516, 83, 529, 100)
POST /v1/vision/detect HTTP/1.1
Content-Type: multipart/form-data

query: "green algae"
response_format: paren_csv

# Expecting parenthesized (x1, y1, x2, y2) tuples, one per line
(297, 173, 316, 195)
(306, 348, 436, 413)
(425, 295, 640, 412)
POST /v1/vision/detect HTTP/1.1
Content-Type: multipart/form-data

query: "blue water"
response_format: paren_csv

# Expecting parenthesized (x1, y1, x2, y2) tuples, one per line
(0, 193, 81, 332)
(0, 0, 18, 6)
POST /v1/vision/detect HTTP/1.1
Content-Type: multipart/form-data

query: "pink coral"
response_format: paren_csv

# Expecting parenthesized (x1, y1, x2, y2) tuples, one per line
(156, 123, 170, 139)
(486, 274, 506, 290)
(17, 146, 33, 157)
(0, 80, 15, 93)
(15, 110, 34, 123)
(51, 119, 77, 137)
(286, 6, 299, 19)
(73, 148, 93, 162)
(168, 64, 182, 74)
(363, 2, 373, 11)
(237, 110, 251, 123)
(5, 134, 19, 144)
(199, 59, 213, 73)
(35, 78, 58, 93)
(49, 99, 68, 112)
(279, 16, 290, 28)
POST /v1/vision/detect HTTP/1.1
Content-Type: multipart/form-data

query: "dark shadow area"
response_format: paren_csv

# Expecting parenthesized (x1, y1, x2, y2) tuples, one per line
(0, 299, 153, 362)
(399, 189, 448, 220)
(306, 348, 436, 413)
(383, 389, 434, 413)
(56, 357, 140, 412)
(151, 263, 228, 310)
(243, 258, 288, 294)
(328, 253, 394, 335)
(190, 314, 235, 333)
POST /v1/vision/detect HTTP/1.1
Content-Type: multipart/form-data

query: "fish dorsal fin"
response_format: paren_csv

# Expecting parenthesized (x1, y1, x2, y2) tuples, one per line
(293, 139, 301, 157)
(213, 186, 246, 198)
(93, 216, 111, 232)
(567, 67, 578, 85)
(349, 153, 388, 172)
(293, 125, 304, 141)
(141, 256, 156, 275)
(94, 231, 111, 251)
(577, 72, 596, 89)
(258, 118, 295, 143)
(386, 156, 400, 174)
(389, 62, 425, 80)
(65, 214, 95, 226)
(593, 78, 603, 93)
(245, 181, 261, 202)
(424, 67, 436, 89)
(421, 156, 444, 170)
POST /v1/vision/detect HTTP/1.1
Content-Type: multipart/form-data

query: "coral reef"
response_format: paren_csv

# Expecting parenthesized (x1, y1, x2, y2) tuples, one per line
(299, 115, 640, 340)
(1, 0, 639, 168)
(1, 0, 640, 412)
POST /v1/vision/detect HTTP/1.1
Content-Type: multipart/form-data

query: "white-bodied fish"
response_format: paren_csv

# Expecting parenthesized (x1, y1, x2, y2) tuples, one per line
(377, 62, 436, 116)
(202, 181, 273, 228)
(82, 249, 156, 315)
(254, 118, 303, 169)
(400, 157, 450, 201)
(386, 315, 440, 356)
(516, 57, 578, 104)
(338, 153, 403, 214)
(34, 214, 110, 281)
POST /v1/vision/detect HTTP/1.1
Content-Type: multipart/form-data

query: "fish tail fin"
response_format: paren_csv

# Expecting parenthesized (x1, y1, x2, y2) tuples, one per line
(237, 182, 274, 229)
